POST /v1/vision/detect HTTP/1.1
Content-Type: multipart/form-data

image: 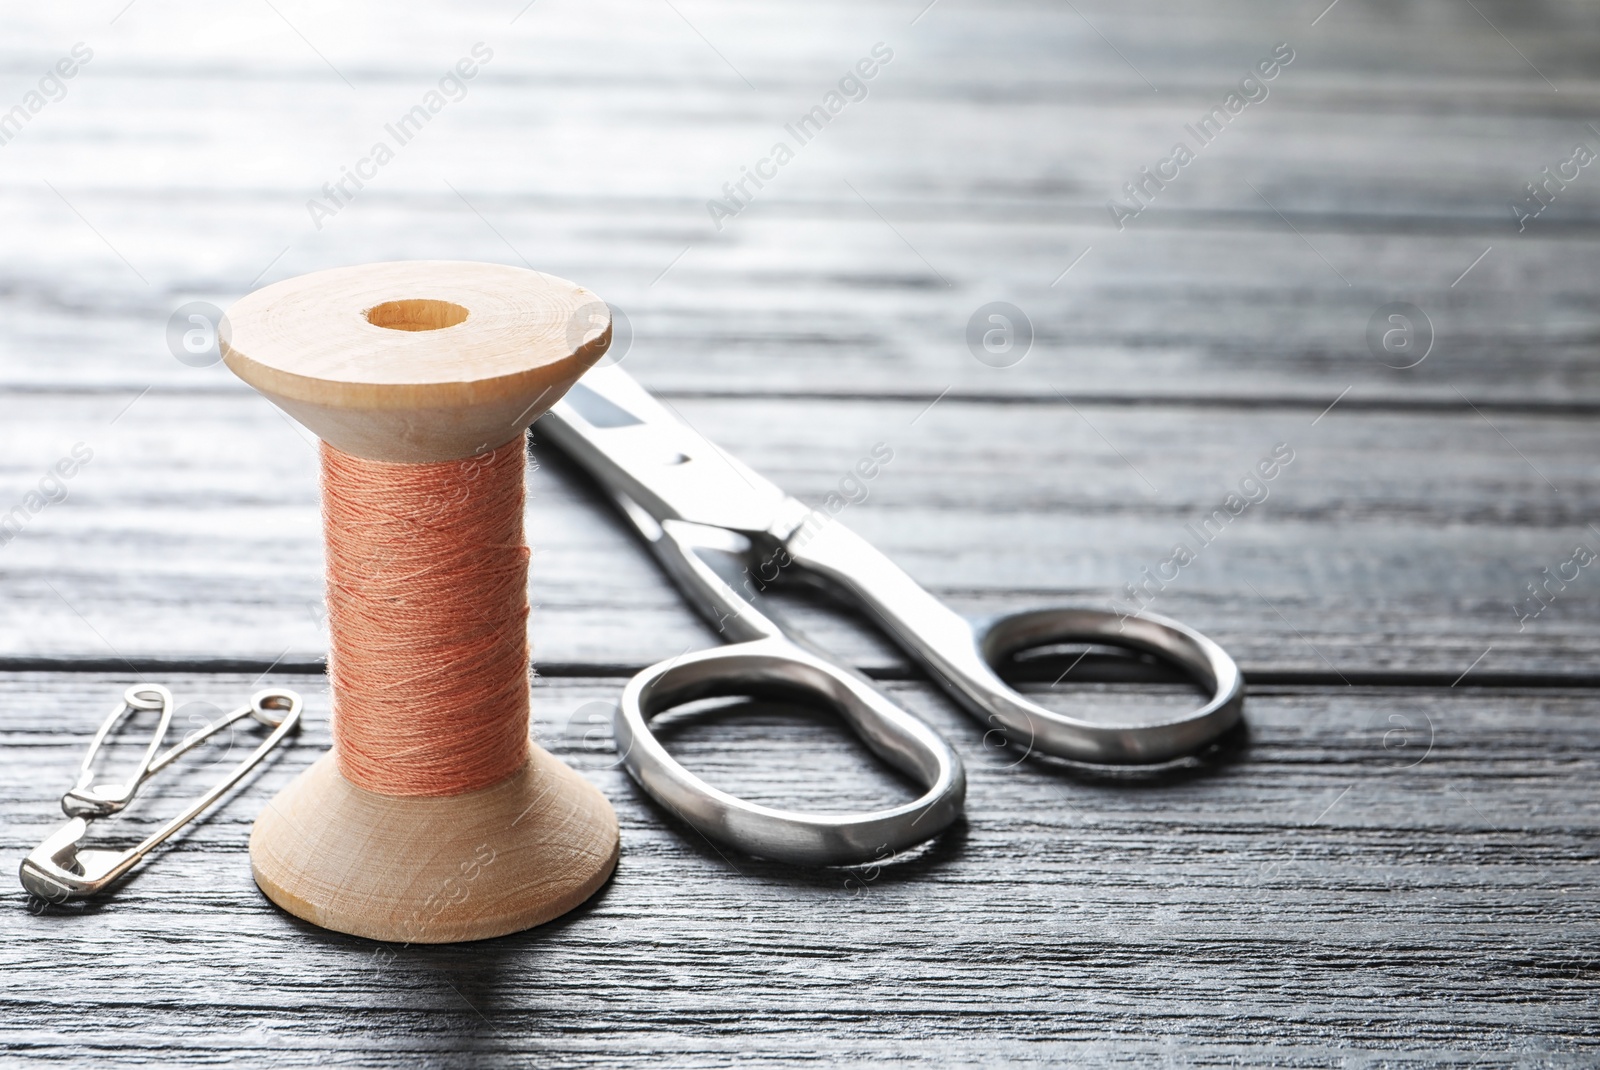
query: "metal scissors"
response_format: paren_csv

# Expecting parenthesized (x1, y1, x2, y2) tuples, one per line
(20, 684, 302, 901)
(540, 365, 1242, 866)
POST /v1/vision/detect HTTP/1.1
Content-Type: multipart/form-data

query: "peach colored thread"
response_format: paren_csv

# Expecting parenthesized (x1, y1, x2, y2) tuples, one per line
(321, 438, 531, 796)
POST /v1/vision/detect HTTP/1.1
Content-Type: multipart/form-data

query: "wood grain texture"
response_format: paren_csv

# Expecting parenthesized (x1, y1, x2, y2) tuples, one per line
(0, 0, 1596, 1063)
(0, 389, 1593, 676)
(1, 3, 1599, 403)
(224, 261, 609, 462)
(251, 750, 619, 943)
(2, 672, 1595, 1066)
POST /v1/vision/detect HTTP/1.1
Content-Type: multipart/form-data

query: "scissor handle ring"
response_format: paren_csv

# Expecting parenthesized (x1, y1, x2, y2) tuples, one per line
(963, 607, 1244, 764)
(782, 517, 1242, 765)
(615, 637, 966, 868)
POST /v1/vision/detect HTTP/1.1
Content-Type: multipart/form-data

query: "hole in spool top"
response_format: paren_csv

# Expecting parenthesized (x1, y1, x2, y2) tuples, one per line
(366, 299, 470, 332)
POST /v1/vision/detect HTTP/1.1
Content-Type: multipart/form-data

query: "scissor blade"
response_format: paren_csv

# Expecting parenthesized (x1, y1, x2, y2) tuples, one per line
(539, 364, 798, 536)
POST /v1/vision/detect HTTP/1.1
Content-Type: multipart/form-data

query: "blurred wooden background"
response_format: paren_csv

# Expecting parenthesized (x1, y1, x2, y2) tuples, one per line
(1, 1, 1596, 1065)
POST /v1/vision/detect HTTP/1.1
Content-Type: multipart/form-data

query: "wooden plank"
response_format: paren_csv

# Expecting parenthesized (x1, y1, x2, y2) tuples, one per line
(2, 4, 1600, 401)
(12, 223, 1600, 405)
(0, 2, 1590, 1064)
(2, 671, 1595, 1064)
(1, 390, 1592, 676)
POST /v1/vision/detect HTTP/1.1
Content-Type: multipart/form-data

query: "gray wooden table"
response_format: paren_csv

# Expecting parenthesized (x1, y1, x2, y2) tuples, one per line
(2, 1, 1597, 1065)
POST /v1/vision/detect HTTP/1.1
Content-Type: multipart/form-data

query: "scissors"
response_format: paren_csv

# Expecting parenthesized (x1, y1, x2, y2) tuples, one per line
(540, 365, 1242, 866)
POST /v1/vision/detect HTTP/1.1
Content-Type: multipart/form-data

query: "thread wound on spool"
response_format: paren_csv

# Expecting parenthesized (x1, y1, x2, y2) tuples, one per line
(322, 436, 531, 796)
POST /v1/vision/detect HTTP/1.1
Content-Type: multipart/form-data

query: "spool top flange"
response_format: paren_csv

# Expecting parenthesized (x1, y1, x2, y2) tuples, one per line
(223, 260, 611, 462)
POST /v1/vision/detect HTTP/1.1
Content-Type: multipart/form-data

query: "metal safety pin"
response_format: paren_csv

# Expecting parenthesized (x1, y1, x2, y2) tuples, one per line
(19, 685, 302, 902)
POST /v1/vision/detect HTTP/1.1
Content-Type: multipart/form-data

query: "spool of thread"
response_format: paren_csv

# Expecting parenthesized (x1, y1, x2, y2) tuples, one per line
(224, 261, 619, 943)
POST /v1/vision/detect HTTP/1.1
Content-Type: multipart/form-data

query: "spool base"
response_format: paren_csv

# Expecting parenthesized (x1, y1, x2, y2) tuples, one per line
(250, 748, 618, 943)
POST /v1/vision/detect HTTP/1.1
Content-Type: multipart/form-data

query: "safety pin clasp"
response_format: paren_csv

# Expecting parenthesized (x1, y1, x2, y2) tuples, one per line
(61, 684, 175, 819)
(20, 687, 303, 903)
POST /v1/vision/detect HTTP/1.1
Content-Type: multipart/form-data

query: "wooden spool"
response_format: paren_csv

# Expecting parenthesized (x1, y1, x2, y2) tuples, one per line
(223, 260, 619, 943)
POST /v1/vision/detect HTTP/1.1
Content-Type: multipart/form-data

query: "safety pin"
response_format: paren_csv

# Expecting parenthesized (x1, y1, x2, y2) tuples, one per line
(19, 686, 303, 902)
(62, 684, 175, 818)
